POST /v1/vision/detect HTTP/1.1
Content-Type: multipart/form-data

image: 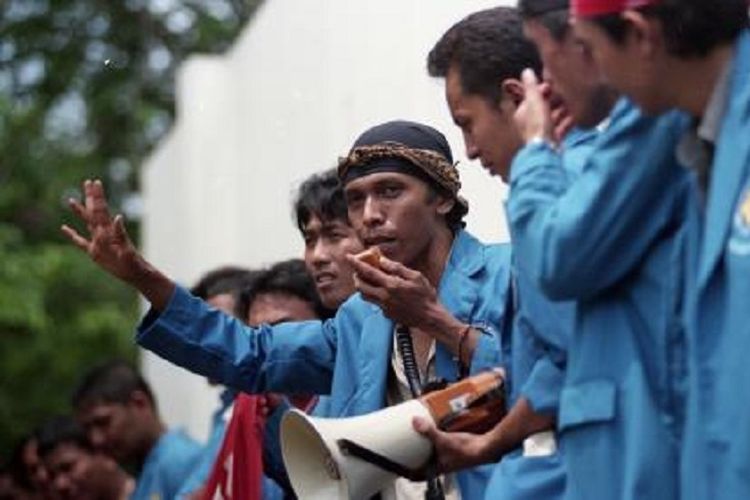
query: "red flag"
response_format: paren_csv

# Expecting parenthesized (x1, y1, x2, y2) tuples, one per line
(202, 394, 266, 500)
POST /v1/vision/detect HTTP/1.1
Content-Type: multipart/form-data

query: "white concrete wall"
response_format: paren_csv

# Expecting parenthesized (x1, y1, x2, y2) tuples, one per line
(141, 0, 513, 442)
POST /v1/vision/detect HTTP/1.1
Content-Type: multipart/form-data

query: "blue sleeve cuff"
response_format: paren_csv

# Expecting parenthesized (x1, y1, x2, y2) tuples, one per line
(469, 323, 502, 376)
(520, 357, 565, 416)
(510, 140, 561, 185)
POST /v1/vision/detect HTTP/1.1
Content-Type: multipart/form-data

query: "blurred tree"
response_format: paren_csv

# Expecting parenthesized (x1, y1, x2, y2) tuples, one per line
(0, 0, 261, 457)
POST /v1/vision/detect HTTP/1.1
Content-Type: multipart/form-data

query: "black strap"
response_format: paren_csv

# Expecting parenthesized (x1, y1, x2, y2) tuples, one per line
(337, 439, 423, 482)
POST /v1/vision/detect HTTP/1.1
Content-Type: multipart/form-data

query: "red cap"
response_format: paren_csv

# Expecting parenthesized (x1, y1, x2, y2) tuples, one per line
(572, 0, 659, 17)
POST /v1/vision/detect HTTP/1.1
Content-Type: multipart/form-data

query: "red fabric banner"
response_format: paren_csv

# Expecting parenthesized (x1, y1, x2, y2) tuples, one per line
(202, 394, 266, 500)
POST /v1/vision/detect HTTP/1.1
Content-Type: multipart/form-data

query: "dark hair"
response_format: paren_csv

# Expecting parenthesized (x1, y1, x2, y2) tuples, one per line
(6, 434, 36, 490)
(294, 169, 349, 233)
(189, 266, 259, 300)
(35, 416, 90, 459)
(427, 6, 542, 103)
(236, 259, 332, 321)
(71, 360, 155, 410)
(520, 6, 571, 41)
(591, 0, 748, 57)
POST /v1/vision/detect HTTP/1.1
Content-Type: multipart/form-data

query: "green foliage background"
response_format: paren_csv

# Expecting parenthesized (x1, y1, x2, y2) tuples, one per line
(0, 0, 261, 458)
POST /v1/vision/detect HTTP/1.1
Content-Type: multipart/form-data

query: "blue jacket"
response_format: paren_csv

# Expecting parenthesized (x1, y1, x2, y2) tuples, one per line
(682, 29, 750, 500)
(137, 229, 506, 499)
(485, 125, 593, 500)
(132, 429, 203, 500)
(507, 98, 695, 500)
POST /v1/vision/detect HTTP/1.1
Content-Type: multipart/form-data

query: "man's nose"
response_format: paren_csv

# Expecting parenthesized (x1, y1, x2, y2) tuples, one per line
(89, 429, 105, 450)
(311, 239, 331, 265)
(362, 196, 384, 227)
(464, 132, 479, 160)
(543, 66, 553, 85)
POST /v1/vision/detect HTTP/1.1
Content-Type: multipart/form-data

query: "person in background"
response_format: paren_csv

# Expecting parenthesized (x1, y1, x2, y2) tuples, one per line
(6, 433, 50, 499)
(72, 360, 202, 500)
(205, 259, 328, 500)
(293, 168, 364, 312)
(36, 415, 134, 500)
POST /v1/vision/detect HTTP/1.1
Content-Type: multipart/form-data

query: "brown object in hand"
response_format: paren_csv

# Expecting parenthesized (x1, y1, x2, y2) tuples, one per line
(419, 369, 506, 434)
(355, 247, 383, 268)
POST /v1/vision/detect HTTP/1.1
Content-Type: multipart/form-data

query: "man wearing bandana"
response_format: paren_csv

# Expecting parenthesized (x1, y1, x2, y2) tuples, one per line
(62, 120, 509, 499)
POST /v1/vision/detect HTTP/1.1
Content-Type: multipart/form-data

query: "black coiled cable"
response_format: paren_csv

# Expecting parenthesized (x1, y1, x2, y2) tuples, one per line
(395, 325, 445, 500)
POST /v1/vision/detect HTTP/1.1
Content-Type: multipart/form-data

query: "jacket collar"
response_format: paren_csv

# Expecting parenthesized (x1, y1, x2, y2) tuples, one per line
(699, 29, 750, 288)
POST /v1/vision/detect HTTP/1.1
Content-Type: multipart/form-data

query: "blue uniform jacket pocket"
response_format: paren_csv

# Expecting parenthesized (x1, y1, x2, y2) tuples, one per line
(558, 380, 617, 431)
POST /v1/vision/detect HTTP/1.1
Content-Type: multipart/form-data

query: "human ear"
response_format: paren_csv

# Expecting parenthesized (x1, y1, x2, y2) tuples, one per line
(621, 10, 661, 57)
(501, 79, 526, 106)
(435, 196, 455, 216)
(128, 390, 152, 411)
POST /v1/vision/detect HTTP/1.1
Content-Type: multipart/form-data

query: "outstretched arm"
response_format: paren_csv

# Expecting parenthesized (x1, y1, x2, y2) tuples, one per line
(61, 179, 174, 310)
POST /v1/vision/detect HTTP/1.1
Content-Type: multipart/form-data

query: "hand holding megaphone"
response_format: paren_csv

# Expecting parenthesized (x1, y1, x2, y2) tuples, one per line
(281, 369, 506, 499)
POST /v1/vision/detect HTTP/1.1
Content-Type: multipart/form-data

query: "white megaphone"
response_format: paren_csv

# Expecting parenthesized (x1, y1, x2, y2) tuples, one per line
(281, 369, 505, 500)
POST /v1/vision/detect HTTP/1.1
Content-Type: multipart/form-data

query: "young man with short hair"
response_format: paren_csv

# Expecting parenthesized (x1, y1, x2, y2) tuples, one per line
(62, 120, 508, 498)
(293, 168, 364, 311)
(418, 7, 579, 500)
(72, 360, 202, 500)
(36, 416, 134, 500)
(570, 1, 750, 498)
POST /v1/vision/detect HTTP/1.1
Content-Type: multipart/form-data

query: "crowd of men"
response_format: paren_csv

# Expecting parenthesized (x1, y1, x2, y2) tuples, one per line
(4, 0, 749, 498)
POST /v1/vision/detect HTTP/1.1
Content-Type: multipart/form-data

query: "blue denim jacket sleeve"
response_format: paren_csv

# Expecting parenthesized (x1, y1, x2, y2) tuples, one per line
(136, 285, 337, 395)
(507, 99, 691, 301)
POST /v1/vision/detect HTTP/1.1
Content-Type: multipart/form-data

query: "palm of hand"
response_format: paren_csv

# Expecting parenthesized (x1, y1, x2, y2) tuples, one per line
(61, 179, 137, 282)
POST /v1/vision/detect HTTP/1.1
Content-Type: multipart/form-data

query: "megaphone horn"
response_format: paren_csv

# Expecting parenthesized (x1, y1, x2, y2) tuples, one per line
(281, 369, 505, 500)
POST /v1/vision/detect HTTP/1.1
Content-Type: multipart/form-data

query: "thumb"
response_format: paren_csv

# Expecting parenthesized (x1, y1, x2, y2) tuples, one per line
(520, 68, 544, 105)
(413, 416, 438, 439)
(114, 214, 129, 242)
(521, 68, 540, 90)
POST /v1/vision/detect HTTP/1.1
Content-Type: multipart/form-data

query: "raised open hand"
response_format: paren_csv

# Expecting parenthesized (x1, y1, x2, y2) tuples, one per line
(61, 179, 140, 283)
